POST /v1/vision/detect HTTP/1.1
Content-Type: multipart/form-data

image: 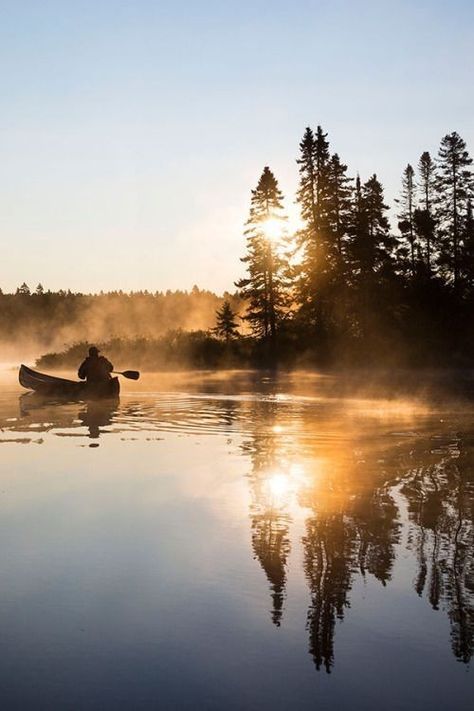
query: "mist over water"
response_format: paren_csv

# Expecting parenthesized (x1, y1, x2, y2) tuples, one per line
(1, 368, 473, 710)
(0, 289, 238, 366)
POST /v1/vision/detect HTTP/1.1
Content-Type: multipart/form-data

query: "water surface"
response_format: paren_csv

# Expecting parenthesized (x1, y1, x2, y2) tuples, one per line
(0, 371, 473, 710)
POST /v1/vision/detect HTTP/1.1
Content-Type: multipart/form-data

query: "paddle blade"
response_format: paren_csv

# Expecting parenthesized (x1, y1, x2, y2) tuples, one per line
(121, 370, 140, 380)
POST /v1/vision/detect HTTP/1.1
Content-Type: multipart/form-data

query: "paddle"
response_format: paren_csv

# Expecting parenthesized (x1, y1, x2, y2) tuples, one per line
(113, 370, 140, 380)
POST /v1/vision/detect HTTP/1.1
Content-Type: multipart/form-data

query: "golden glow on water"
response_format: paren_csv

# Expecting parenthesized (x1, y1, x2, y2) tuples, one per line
(0, 368, 473, 699)
(347, 397, 432, 419)
(266, 473, 291, 503)
(262, 464, 312, 513)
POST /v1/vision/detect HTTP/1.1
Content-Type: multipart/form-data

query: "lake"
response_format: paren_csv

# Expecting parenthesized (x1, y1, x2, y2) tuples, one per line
(0, 370, 473, 710)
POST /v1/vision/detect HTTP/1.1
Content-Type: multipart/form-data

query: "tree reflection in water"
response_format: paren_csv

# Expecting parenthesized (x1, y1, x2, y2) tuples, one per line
(242, 398, 474, 672)
(242, 401, 293, 627)
(402, 435, 474, 664)
(9, 386, 474, 673)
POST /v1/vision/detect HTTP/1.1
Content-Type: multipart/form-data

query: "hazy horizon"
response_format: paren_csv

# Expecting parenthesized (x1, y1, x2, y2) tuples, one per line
(1, 0, 473, 294)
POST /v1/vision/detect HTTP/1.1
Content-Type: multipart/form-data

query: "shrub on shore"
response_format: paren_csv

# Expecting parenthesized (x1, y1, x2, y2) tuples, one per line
(36, 331, 254, 372)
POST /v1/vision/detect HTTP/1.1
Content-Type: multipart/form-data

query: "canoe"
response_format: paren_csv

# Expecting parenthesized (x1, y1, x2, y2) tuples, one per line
(19, 364, 120, 400)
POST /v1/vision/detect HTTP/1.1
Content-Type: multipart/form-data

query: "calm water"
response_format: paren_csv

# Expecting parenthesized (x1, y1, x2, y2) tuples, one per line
(0, 371, 473, 710)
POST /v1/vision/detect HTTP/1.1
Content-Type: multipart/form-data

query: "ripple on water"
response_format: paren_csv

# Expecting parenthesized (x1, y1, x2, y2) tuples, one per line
(0, 390, 464, 451)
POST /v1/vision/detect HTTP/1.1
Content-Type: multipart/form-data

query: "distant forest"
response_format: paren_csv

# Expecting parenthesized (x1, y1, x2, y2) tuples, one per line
(0, 286, 241, 357)
(9, 124, 474, 370)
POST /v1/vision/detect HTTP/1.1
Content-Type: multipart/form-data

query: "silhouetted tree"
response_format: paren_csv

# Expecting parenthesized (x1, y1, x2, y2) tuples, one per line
(296, 126, 332, 325)
(348, 174, 395, 278)
(236, 167, 291, 346)
(327, 152, 353, 270)
(419, 152, 436, 213)
(214, 300, 239, 341)
(462, 200, 474, 290)
(397, 164, 416, 275)
(417, 151, 436, 269)
(435, 132, 473, 288)
(413, 208, 436, 275)
(16, 282, 31, 296)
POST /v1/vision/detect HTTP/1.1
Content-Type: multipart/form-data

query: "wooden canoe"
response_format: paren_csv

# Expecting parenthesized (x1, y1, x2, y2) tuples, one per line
(19, 364, 120, 400)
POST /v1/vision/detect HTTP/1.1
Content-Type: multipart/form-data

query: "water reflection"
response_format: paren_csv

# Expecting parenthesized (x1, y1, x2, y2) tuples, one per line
(78, 401, 117, 440)
(402, 438, 474, 664)
(303, 476, 400, 672)
(239, 395, 474, 673)
(249, 468, 292, 626)
(16, 393, 118, 444)
(0, 378, 473, 680)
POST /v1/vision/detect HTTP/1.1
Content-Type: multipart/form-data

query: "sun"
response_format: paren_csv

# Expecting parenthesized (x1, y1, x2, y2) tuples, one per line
(262, 217, 284, 242)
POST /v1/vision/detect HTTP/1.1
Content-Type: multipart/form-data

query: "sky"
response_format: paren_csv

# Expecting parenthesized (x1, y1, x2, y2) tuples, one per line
(0, 0, 473, 294)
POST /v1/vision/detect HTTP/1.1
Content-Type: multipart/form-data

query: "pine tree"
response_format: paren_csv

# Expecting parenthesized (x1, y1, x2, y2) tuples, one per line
(413, 208, 436, 274)
(295, 125, 332, 324)
(415, 150, 436, 270)
(364, 175, 395, 272)
(396, 164, 416, 275)
(461, 199, 474, 291)
(16, 282, 31, 296)
(348, 175, 394, 278)
(435, 132, 473, 288)
(327, 153, 353, 270)
(236, 167, 290, 342)
(214, 301, 239, 341)
(346, 175, 366, 279)
(35, 283, 44, 295)
(418, 151, 436, 213)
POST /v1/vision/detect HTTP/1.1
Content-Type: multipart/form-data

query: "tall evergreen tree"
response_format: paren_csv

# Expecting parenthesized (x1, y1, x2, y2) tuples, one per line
(396, 164, 416, 275)
(348, 175, 394, 277)
(416, 152, 436, 272)
(236, 167, 290, 343)
(413, 208, 436, 274)
(418, 151, 436, 213)
(435, 132, 473, 288)
(346, 175, 366, 281)
(295, 125, 332, 325)
(327, 153, 353, 269)
(461, 199, 474, 291)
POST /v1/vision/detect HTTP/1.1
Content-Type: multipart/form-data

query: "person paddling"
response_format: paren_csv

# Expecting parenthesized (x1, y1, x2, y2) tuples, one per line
(78, 346, 114, 383)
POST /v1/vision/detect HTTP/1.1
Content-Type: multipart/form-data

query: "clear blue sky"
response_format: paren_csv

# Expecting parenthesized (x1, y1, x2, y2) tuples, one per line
(0, 0, 473, 293)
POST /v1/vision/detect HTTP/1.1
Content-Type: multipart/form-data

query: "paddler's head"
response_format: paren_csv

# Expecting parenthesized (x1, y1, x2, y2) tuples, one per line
(89, 346, 100, 357)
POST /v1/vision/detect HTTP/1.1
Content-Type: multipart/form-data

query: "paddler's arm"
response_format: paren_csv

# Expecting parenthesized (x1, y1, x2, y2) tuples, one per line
(78, 360, 88, 380)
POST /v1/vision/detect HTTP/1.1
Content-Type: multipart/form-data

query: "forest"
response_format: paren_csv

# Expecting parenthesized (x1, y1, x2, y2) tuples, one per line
(0, 287, 240, 362)
(235, 126, 474, 369)
(5, 125, 474, 371)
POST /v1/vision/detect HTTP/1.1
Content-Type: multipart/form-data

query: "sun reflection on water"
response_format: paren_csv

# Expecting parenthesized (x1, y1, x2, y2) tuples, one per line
(261, 462, 311, 512)
(266, 473, 290, 501)
(1, 372, 474, 682)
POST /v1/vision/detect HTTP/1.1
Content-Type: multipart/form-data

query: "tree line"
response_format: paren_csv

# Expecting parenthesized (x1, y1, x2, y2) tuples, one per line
(234, 126, 474, 367)
(6, 125, 474, 369)
(0, 286, 240, 354)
